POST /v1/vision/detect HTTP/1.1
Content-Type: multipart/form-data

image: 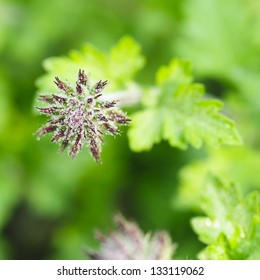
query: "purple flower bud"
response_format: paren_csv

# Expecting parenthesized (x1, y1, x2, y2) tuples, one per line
(85, 215, 176, 260)
(52, 94, 67, 104)
(94, 80, 108, 94)
(61, 139, 69, 151)
(78, 69, 87, 85)
(76, 82, 83, 94)
(36, 106, 59, 115)
(54, 77, 69, 92)
(49, 117, 64, 125)
(109, 111, 131, 124)
(70, 132, 83, 158)
(38, 95, 54, 103)
(35, 69, 131, 162)
(35, 125, 56, 139)
(98, 114, 108, 122)
(103, 123, 120, 135)
(87, 98, 93, 104)
(51, 129, 65, 142)
(103, 101, 116, 108)
(89, 138, 101, 162)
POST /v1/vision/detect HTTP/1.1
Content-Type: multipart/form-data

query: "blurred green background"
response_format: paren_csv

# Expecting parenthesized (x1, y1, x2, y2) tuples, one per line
(0, 0, 260, 259)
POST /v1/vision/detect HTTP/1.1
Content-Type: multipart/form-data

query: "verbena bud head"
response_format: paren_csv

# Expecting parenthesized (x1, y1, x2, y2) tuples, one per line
(35, 69, 131, 162)
(85, 214, 176, 260)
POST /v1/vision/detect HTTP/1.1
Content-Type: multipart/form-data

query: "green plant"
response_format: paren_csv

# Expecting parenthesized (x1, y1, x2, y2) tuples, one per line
(191, 176, 260, 260)
(35, 36, 241, 162)
(1, 0, 260, 261)
(33, 36, 260, 260)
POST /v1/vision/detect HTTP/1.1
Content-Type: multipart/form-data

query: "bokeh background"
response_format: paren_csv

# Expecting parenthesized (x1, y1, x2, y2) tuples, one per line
(1, 0, 260, 259)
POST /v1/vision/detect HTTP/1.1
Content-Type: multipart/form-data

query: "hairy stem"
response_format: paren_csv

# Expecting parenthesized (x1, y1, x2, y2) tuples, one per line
(101, 84, 143, 107)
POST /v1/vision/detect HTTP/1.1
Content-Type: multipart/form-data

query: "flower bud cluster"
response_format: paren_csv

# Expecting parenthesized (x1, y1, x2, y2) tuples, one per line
(85, 214, 175, 260)
(35, 69, 130, 162)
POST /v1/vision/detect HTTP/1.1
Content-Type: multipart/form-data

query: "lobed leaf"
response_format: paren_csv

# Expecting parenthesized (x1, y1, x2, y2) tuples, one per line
(191, 176, 260, 260)
(35, 35, 145, 96)
(175, 0, 260, 112)
(128, 59, 241, 152)
(174, 146, 260, 211)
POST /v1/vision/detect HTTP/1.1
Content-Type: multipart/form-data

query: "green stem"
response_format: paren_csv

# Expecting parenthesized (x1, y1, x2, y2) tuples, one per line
(101, 84, 143, 107)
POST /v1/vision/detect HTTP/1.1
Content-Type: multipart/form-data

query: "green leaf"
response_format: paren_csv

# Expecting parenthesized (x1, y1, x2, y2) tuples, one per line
(175, 0, 260, 112)
(191, 176, 260, 260)
(127, 109, 162, 151)
(36, 36, 145, 93)
(175, 0, 260, 78)
(174, 146, 260, 211)
(109, 35, 145, 84)
(128, 59, 242, 152)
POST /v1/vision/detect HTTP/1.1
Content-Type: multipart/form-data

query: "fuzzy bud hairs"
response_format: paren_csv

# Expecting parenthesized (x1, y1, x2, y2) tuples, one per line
(35, 69, 131, 163)
(84, 214, 176, 260)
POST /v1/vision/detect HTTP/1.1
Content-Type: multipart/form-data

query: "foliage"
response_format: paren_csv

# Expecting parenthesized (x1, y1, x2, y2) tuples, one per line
(175, 0, 260, 132)
(36, 37, 241, 161)
(128, 59, 241, 151)
(0, 0, 259, 261)
(36, 36, 145, 95)
(174, 146, 260, 211)
(191, 176, 260, 260)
